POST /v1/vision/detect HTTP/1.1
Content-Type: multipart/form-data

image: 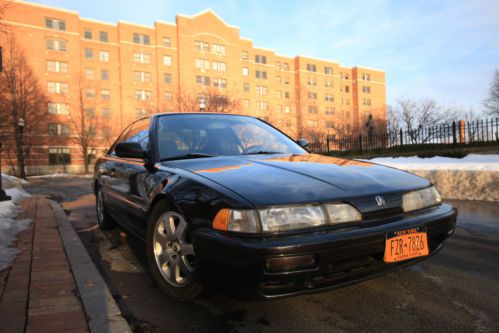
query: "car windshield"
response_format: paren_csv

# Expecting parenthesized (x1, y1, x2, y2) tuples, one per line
(156, 114, 306, 160)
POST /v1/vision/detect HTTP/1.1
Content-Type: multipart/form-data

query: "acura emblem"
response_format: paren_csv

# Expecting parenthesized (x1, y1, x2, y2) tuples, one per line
(375, 196, 386, 206)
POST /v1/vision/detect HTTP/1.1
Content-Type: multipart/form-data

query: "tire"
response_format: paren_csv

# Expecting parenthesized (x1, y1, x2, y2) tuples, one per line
(95, 186, 116, 230)
(146, 201, 203, 301)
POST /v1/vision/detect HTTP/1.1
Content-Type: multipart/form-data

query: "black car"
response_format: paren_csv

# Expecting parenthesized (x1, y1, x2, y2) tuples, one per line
(93, 113, 457, 301)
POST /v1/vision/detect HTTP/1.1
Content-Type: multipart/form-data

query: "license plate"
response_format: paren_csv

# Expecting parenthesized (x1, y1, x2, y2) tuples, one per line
(383, 226, 429, 263)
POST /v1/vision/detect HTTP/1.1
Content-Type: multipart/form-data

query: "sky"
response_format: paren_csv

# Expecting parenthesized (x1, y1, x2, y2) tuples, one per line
(28, 0, 499, 112)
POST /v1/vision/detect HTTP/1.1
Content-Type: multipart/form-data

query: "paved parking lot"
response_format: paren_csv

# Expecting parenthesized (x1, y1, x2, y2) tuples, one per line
(25, 177, 499, 333)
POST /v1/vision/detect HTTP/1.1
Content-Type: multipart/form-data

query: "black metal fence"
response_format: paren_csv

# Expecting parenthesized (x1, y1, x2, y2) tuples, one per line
(308, 118, 499, 155)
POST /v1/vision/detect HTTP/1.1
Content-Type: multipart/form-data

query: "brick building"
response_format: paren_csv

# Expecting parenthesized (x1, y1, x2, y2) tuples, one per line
(0, 0, 386, 174)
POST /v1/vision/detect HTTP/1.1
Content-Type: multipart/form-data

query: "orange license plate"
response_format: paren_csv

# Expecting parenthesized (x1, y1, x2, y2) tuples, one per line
(384, 227, 429, 263)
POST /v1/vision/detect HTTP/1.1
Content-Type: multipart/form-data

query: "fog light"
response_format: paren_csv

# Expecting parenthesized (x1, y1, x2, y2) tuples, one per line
(265, 255, 317, 273)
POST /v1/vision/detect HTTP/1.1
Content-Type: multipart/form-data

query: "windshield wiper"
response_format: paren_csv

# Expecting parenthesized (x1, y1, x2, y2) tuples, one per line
(158, 153, 216, 162)
(241, 151, 284, 155)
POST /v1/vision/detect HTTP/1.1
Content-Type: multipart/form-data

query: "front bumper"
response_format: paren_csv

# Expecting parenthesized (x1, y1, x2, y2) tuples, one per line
(192, 204, 457, 299)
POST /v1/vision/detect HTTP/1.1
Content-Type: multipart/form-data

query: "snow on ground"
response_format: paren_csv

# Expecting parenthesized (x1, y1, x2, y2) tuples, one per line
(0, 173, 32, 271)
(363, 154, 499, 202)
(365, 154, 499, 172)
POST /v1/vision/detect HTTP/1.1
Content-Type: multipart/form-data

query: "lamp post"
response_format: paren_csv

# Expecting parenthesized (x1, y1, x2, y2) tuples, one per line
(0, 141, 12, 201)
(199, 94, 206, 112)
(18, 117, 26, 179)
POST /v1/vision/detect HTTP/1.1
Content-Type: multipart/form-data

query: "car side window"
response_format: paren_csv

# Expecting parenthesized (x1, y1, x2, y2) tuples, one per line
(123, 118, 150, 151)
(108, 118, 150, 156)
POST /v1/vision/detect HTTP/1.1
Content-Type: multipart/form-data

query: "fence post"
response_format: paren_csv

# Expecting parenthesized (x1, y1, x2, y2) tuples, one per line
(326, 135, 330, 154)
(358, 134, 363, 153)
(399, 129, 403, 146)
(459, 120, 465, 144)
(452, 121, 457, 146)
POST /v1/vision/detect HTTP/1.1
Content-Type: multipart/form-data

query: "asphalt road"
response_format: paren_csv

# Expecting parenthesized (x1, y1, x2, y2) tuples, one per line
(24, 176, 499, 333)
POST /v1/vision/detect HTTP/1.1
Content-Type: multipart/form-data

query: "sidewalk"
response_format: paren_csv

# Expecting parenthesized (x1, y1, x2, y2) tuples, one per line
(0, 197, 131, 333)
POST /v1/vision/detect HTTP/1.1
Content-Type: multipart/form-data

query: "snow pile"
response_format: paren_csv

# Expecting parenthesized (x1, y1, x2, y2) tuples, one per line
(0, 173, 32, 271)
(366, 154, 499, 171)
(364, 154, 499, 202)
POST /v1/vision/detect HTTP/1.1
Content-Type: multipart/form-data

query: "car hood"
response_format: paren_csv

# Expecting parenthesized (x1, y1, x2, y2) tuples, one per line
(163, 154, 429, 207)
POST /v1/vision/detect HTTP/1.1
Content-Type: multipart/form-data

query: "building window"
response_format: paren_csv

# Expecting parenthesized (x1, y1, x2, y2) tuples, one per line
(241, 51, 249, 60)
(85, 68, 94, 79)
(212, 61, 226, 72)
(195, 58, 210, 69)
(86, 108, 96, 120)
(46, 60, 68, 73)
(284, 77, 290, 85)
(324, 66, 333, 75)
(134, 71, 151, 82)
(212, 44, 226, 55)
(362, 86, 371, 93)
(284, 91, 290, 99)
(243, 83, 250, 92)
(275, 61, 281, 70)
(325, 79, 333, 88)
(194, 40, 209, 52)
(135, 90, 152, 101)
(362, 73, 371, 81)
(133, 52, 151, 64)
(283, 63, 289, 71)
(326, 121, 335, 129)
(308, 106, 318, 114)
(255, 70, 267, 79)
(45, 17, 66, 31)
(46, 39, 67, 52)
(99, 51, 109, 62)
(164, 73, 172, 84)
(48, 123, 70, 136)
(162, 37, 171, 47)
(243, 99, 250, 108)
(276, 105, 282, 112)
(101, 108, 111, 118)
(164, 91, 173, 101)
(325, 94, 334, 102)
(213, 78, 227, 88)
(307, 77, 317, 86)
(306, 64, 317, 72)
(307, 120, 318, 127)
(47, 82, 69, 95)
(255, 55, 267, 64)
(86, 89, 96, 99)
(100, 69, 110, 81)
(47, 103, 69, 115)
(325, 107, 335, 115)
(99, 31, 109, 43)
(307, 92, 317, 99)
(276, 76, 281, 84)
(84, 29, 92, 39)
(256, 85, 268, 95)
(163, 55, 172, 66)
(363, 98, 372, 106)
(84, 48, 93, 59)
(195, 76, 210, 86)
(135, 108, 151, 118)
(345, 85, 350, 93)
(284, 105, 291, 113)
(276, 90, 282, 99)
(133, 33, 150, 45)
(242, 67, 249, 76)
(256, 101, 268, 111)
(101, 89, 110, 100)
(48, 148, 71, 165)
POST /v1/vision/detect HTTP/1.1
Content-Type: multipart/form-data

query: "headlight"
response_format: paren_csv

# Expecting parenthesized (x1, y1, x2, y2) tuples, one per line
(212, 203, 362, 233)
(402, 186, 442, 212)
(259, 205, 326, 232)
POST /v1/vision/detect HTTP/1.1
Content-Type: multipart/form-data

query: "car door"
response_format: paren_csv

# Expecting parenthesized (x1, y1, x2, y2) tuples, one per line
(104, 118, 151, 236)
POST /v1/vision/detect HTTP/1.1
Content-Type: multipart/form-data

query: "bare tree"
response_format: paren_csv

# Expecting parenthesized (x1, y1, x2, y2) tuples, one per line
(484, 69, 499, 116)
(0, 36, 48, 178)
(0, 0, 10, 32)
(174, 86, 241, 113)
(68, 77, 103, 174)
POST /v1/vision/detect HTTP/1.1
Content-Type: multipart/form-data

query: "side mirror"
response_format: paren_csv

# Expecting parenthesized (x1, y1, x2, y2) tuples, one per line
(296, 139, 309, 149)
(115, 142, 146, 159)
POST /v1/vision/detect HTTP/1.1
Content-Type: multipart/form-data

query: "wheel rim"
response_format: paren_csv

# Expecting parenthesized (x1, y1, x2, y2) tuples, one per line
(97, 190, 104, 225)
(153, 212, 195, 287)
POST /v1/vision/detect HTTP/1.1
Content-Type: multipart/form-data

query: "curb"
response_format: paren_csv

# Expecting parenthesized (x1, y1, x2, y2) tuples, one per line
(49, 200, 132, 333)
